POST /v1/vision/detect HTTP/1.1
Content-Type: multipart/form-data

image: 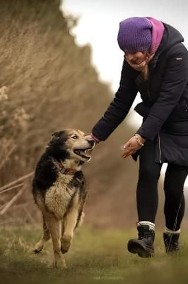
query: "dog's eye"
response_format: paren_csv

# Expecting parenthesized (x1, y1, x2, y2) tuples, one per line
(71, 135, 78, 139)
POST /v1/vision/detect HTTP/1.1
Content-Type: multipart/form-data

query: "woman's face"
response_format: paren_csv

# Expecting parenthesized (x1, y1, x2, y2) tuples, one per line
(124, 51, 148, 64)
(124, 51, 150, 71)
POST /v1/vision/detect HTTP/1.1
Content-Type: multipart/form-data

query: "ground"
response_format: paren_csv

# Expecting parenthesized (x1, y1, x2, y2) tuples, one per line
(0, 225, 188, 284)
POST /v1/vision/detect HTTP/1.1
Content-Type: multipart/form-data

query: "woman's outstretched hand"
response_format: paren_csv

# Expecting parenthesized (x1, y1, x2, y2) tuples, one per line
(121, 135, 145, 158)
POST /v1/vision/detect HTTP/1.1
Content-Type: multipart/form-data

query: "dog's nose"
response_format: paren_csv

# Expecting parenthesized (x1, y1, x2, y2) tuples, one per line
(88, 140, 95, 147)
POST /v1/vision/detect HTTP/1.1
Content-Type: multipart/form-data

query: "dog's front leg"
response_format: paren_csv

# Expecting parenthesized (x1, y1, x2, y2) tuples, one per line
(46, 216, 66, 269)
(34, 215, 50, 253)
(61, 193, 80, 254)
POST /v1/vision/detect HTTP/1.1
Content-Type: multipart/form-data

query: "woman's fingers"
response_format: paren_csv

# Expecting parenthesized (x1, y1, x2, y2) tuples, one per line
(121, 136, 142, 158)
(122, 144, 135, 158)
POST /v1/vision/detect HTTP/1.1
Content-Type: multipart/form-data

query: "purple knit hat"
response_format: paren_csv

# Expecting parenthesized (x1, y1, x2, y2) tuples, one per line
(117, 17, 152, 52)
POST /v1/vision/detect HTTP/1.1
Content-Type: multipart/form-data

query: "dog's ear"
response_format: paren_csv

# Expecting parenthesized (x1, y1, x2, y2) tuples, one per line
(47, 131, 62, 147)
(51, 131, 61, 138)
(49, 130, 67, 145)
(46, 131, 67, 149)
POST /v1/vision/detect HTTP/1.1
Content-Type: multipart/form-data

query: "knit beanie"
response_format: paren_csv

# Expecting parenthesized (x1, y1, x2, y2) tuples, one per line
(117, 17, 152, 52)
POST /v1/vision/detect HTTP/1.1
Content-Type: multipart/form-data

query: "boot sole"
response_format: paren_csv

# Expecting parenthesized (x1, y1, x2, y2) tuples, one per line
(127, 240, 154, 258)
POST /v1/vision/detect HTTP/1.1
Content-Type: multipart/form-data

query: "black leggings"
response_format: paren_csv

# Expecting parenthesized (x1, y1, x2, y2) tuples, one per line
(137, 139, 188, 230)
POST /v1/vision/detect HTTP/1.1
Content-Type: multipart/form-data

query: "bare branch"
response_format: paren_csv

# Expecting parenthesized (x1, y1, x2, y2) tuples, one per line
(0, 183, 24, 194)
(0, 189, 23, 215)
(0, 172, 34, 191)
(0, 144, 17, 170)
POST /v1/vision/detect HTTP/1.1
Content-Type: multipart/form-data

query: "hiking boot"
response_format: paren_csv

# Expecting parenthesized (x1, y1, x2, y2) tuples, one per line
(127, 224, 155, 258)
(163, 233, 180, 253)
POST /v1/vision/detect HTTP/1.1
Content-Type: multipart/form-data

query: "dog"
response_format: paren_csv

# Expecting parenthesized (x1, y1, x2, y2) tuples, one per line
(32, 129, 95, 269)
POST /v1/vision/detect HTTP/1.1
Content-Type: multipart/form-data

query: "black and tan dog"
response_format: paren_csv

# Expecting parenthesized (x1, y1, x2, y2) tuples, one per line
(32, 129, 95, 269)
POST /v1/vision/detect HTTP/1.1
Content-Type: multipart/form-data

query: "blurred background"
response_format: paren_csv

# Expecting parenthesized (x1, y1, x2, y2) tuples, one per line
(0, 0, 188, 230)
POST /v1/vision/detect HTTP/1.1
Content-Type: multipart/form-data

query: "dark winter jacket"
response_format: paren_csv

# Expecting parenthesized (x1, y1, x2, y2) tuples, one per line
(92, 23, 188, 166)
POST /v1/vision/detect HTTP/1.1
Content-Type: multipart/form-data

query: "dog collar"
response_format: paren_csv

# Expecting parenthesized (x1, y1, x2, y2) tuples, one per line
(52, 159, 77, 175)
(60, 167, 77, 175)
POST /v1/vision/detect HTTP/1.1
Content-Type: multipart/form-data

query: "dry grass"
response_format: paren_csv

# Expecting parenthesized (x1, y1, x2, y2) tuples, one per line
(0, 225, 188, 284)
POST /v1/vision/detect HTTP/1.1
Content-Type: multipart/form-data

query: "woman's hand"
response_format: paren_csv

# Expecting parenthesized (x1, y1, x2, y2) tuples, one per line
(84, 133, 100, 144)
(121, 135, 145, 158)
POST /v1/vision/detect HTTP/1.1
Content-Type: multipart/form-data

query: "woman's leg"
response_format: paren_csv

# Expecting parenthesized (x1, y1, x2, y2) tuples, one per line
(164, 164, 188, 231)
(137, 140, 162, 222)
(127, 140, 162, 257)
(163, 164, 188, 253)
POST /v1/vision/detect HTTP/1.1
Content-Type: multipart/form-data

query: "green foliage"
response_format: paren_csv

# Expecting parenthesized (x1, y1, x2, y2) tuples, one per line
(0, 225, 188, 284)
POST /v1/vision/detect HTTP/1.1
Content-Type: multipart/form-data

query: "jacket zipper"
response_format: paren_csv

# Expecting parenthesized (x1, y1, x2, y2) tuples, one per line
(158, 132, 162, 163)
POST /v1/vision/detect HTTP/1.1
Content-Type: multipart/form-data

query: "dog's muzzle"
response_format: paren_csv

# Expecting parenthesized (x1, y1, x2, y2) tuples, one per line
(74, 140, 95, 161)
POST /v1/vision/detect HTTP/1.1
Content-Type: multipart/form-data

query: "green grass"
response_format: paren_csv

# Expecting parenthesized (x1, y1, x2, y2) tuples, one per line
(0, 225, 188, 284)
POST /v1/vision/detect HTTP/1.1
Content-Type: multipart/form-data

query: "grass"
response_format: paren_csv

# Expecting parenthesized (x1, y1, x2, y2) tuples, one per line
(0, 225, 188, 284)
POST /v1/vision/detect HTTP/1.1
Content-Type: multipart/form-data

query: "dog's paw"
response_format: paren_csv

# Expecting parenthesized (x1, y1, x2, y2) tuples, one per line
(33, 242, 44, 254)
(61, 236, 72, 254)
(33, 248, 41, 254)
(54, 257, 67, 269)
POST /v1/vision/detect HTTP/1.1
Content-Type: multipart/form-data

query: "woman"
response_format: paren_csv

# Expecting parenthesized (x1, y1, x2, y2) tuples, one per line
(88, 17, 188, 257)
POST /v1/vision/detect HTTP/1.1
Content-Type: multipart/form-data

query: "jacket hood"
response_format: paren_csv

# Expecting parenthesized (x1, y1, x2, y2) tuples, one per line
(147, 17, 164, 54)
(158, 23, 184, 54)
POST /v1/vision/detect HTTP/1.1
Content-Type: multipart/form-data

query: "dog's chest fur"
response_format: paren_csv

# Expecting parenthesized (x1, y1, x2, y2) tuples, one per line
(44, 171, 86, 220)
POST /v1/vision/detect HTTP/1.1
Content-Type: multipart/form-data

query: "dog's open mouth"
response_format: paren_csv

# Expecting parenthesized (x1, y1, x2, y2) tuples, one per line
(74, 147, 93, 160)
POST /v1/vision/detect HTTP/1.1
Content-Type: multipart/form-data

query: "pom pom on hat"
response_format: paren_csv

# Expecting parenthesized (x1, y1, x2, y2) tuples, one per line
(117, 17, 152, 52)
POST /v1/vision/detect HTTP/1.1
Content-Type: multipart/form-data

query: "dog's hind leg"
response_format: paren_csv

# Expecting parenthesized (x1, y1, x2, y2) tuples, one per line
(34, 215, 51, 254)
(61, 193, 80, 254)
(46, 216, 66, 269)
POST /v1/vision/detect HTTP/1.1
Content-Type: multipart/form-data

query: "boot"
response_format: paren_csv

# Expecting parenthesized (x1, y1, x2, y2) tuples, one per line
(127, 224, 155, 258)
(163, 232, 180, 253)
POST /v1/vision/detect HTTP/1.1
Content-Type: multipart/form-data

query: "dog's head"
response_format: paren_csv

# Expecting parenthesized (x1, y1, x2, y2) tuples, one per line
(47, 129, 95, 163)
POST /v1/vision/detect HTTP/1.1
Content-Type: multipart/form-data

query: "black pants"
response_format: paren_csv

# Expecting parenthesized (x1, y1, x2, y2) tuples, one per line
(137, 139, 188, 230)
